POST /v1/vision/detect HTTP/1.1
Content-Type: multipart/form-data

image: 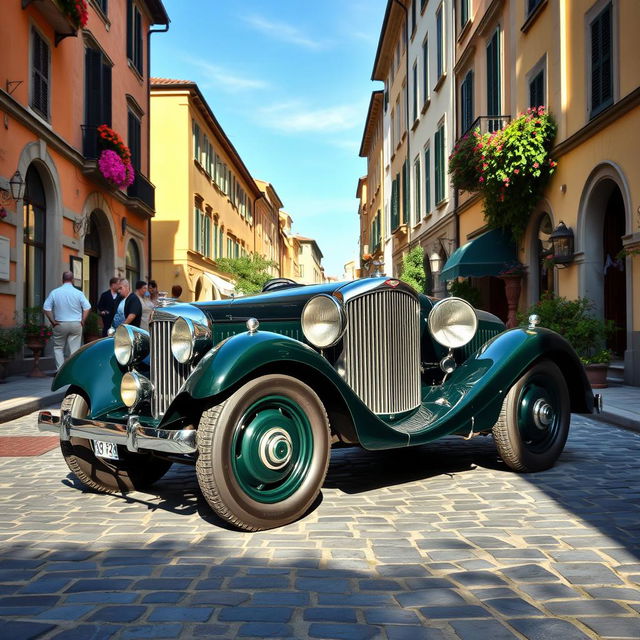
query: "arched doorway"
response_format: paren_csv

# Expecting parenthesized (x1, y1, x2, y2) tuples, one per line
(603, 187, 626, 357)
(23, 166, 46, 309)
(125, 240, 141, 284)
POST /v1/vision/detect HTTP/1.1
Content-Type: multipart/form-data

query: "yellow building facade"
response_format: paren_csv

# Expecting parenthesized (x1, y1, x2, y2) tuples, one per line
(294, 236, 324, 285)
(150, 79, 264, 300)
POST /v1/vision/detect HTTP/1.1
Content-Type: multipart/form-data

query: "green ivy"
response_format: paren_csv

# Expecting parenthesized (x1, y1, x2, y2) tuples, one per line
(400, 246, 426, 293)
(449, 107, 558, 241)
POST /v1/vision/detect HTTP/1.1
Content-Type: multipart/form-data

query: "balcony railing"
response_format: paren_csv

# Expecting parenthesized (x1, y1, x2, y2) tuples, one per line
(127, 172, 155, 211)
(459, 115, 511, 141)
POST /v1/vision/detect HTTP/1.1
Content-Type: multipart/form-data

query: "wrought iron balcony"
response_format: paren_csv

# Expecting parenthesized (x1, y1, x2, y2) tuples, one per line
(458, 115, 511, 141)
(127, 172, 155, 211)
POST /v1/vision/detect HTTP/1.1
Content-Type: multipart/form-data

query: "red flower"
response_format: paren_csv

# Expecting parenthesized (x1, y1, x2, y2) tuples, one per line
(533, 162, 539, 168)
(513, 168, 520, 174)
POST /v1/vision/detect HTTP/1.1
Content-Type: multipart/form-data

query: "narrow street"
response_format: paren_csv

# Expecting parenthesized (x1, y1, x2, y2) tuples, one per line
(1, 410, 639, 639)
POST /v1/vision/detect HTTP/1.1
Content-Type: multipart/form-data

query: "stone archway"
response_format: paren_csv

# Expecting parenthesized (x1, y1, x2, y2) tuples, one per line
(577, 162, 631, 361)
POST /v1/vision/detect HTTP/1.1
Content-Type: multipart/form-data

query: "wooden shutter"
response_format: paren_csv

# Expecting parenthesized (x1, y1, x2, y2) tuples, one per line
(31, 29, 49, 118)
(134, 5, 143, 74)
(424, 148, 431, 214)
(591, 4, 612, 116)
(194, 207, 201, 252)
(436, 8, 443, 79)
(422, 40, 428, 104)
(414, 160, 421, 222)
(101, 57, 112, 126)
(402, 160, 408, 225)
(486, 30, 500, 117)
(126, 0, 133, 60)
(85, 46, 101, 126)
(128, 111, 141, 171)
(204, 215, 211, 257)
(391, 177, 399, 231)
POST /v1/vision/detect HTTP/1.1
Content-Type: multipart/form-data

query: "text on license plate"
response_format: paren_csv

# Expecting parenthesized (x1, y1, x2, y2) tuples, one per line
(93, 440, 119, 460)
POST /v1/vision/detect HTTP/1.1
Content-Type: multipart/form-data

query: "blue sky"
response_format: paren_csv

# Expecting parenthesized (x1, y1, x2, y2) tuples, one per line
(151, 0, 387, 278)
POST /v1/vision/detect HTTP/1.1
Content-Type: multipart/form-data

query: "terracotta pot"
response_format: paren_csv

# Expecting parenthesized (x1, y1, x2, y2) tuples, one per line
(25, 338, 48, 378)
(499, 274, 522, 329)
(585, 363, 608, 389)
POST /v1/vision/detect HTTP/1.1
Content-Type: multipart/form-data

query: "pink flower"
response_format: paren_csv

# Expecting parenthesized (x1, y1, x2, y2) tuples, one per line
(513, 168, 520, 174)
(479, 176, 484, 183)
(98, 150, 135, 189)
(533, 162, 539, 169)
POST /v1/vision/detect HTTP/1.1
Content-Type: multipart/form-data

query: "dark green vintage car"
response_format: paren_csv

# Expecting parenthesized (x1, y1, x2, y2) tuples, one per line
(38, 277, 600, 530)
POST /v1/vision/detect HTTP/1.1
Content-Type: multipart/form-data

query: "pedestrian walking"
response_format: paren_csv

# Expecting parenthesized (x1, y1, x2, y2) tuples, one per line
(97, 277, 122, 337)
(135, 280, 155, 331)
(42, 271, 91, 371)
(111, 279, 142, 330)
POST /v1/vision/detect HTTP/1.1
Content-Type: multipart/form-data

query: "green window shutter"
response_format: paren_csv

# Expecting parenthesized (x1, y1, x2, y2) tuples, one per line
(422, 40, 429, 105)
(412, 63, 418, 123)
(194, 207, 200, 252)
(529, 70, 544, 108)
(391, 177, 399, 231)
(414, 159, 421, 223)
(435, 127, 444, 204)
(436, 8, 443, 79)
(193, 121, 200, 162)
(402, 161, 408, 225)
(31, 28, 49, 119)
(204, 216, 211, 257)
(486, 29, 501, 120)
(424, 148, 431, 214)
(461, 0, 469, 28)
(461, 70, 474, 134)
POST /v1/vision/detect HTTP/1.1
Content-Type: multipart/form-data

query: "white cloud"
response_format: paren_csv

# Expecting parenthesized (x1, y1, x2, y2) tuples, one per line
(183, 55, 268, 93)
(243, 14, 326, 50)
(257, 101, 363, 134)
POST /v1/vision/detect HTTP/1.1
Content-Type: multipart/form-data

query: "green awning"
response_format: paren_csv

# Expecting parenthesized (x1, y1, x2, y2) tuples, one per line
(440, 229, 516, 281)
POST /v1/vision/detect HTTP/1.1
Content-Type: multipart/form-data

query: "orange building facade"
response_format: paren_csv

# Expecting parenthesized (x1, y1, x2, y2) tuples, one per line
(0, 0, 168, 340)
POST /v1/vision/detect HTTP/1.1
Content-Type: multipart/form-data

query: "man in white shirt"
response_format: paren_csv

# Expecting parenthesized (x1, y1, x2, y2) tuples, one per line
(43, 271, 91, 371)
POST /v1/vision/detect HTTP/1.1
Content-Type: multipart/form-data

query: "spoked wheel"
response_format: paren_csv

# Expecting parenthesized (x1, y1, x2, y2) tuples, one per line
(196, 374, 331, 531)
(492, 360, 570, 472)
(59, 393, 172, 493)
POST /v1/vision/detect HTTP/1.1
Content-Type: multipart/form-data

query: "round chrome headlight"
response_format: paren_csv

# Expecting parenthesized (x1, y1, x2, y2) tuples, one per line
(428, 297, 478, 349)
(120, 371, 152, 409)
(114, 325, 149, 366)
(301, 295, 347, 349)
(171, 316, 211, 364)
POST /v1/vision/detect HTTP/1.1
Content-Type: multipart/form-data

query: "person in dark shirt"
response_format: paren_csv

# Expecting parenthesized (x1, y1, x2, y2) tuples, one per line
(97, 277, 122, 336)
(111, 279, 142, 329)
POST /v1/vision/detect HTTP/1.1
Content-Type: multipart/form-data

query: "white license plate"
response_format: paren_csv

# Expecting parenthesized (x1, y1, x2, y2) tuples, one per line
(93, 440, 119, 460)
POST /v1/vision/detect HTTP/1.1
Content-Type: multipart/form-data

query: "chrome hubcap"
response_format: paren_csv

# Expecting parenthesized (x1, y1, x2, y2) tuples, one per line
(259, 428, 293, 470)
(532, 398, 554, 430)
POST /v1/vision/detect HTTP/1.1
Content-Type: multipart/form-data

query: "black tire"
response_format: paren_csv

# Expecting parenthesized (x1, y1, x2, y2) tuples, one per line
(60, 393, 172, 493)
(492, 360, 570, 472)
(196, 374, 331, 531)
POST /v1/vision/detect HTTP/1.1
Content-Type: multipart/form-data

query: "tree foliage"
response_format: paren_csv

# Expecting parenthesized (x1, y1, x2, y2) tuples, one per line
(400, 246, 426, 293)
(216, 254, 278, 295)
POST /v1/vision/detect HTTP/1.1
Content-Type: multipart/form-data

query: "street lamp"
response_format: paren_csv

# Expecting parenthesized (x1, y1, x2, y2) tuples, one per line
(549, 221, 574, 265)
(1, 170, 25, 206)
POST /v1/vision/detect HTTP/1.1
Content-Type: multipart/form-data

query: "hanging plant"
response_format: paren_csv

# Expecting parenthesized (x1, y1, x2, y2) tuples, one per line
(58, 0, 89, 29)
(98, 150, 135, 189)
(449, 107, 558, 242)
(97, 124, 132, 164)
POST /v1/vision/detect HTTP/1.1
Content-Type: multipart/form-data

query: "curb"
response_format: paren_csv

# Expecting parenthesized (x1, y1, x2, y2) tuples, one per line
(588, 410, 640, 435)
(0, 391, 66, 424)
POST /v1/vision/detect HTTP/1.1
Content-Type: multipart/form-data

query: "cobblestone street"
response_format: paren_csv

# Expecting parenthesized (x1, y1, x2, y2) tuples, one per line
(1, 410, 639, 639)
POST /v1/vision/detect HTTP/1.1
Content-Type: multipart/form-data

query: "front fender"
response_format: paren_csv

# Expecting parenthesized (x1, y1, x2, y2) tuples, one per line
(52, 338, 124, 418)
(403, 326, 593, 446)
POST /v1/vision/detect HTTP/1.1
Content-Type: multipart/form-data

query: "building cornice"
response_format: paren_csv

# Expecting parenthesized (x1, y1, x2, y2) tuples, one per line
(359, 91, 384, 158)
(371, 0, 407, 81)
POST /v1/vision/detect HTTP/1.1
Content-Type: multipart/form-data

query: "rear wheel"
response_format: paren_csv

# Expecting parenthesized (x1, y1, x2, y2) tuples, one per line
(492, 360, 570, 472)
(196, 374, 331, 531)
(60, 393, 172, 493)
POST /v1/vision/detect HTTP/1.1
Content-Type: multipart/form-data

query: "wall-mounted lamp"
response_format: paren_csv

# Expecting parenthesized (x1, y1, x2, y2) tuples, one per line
(0, 170, 25, 206)
(549, 221, 574, 265)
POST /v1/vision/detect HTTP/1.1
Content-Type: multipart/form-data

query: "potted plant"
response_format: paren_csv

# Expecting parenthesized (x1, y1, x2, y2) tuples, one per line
(58, 0, 89, 29)
(498, 261, 528, 329)
(21, 307, 53, 378)
(0, 327, 23, 382)
(520, 295, 614, 388)
(83, 311, 102, 343)
(97, 124, 135, 189)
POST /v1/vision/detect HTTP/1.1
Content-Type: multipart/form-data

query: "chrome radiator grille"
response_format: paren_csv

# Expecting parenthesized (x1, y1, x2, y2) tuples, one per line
(150, 320, 191, 418)
(342, 289, 421, 415)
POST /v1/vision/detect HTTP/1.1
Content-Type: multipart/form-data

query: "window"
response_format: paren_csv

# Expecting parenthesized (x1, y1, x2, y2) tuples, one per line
(527, 0, 543, 16)
(411, 0, 417, 34)
(390, 108, 396, 149)
(23, 166, 46, 309)
(413, 157, 421, 224)
(84, 44, 112, 127)
(391, 176, 399, 231)
(460, 0, 469, 29)
(529, 68, 544, 108)
(436, 6, 444, 80)
(422, 39, 429, 105)
(96, 0, 108, 15)
(125, 240, 140, 285)
(402, 160, 409, 225)
(192, 120, 200, 163)
(412, 62, 418, 122)
(299, 264, 305, 278)
(460, 70, 474, 134)
(590, 2, 613, 117)
(434, 124, 445, 204)
(31, 28, 49, 119)
(127, 110, 141, 172)
(486, 28, 501, 120)
(126, 0, 143, 75)
(424, 146, 431, 215)
(194, 204, 208, 256)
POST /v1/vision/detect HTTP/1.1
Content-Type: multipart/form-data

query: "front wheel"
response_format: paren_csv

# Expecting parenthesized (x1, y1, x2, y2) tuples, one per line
(196, 374, 331, 531)
(60, 393, 173, 493)
(492, 360, 570, 472)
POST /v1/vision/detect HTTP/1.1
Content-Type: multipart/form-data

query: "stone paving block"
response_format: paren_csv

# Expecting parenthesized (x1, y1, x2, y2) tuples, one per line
(87, 605, 147, 623)
(237, 622, 295, 638)
(552, 562, 624, 585)
(419, 604, 489, 618)
(295, 577, 350, 593)
(485, 597, 544, 617)
(102, 566, 155, 577)
(140, 591, 185, 604)
(148, 606, 213, 622)
(545, 599, 629, 615)
(50, 624, 120, 640)
(585, 586, 640, 601)
(395, 588, 467, 608)
(65, 592, 138, 604)
(385, 626, 448, 640)
(318, 593, 395, 607)
(404, 578, 457, 590)
(307, 623, 381, 639)
(449, 619, 520, 640)
(363, 608, 421, 624)
(376, 564, 428, 577)
(191, 624, 232, 637)
(0, 595, 59, 607)
(252, 591, 309, 606)
(132, 578, 193, 591)
(190, 590, 250, 606)
(228, 576, 290, 589)
(304, 607, 358, 623)
(64, 579, 133, 593)
(35, 605, 94, 620)
(508, 617, 593, 640)
(120, 624, 184, 639)
(19, 578, 72, 594)
(449, 570, 507, 587)
(500, 564, 559, 582)
(218, 605, 293, 623)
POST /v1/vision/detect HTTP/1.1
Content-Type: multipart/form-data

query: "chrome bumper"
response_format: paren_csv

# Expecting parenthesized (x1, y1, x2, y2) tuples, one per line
(37, 411, 197, 455)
